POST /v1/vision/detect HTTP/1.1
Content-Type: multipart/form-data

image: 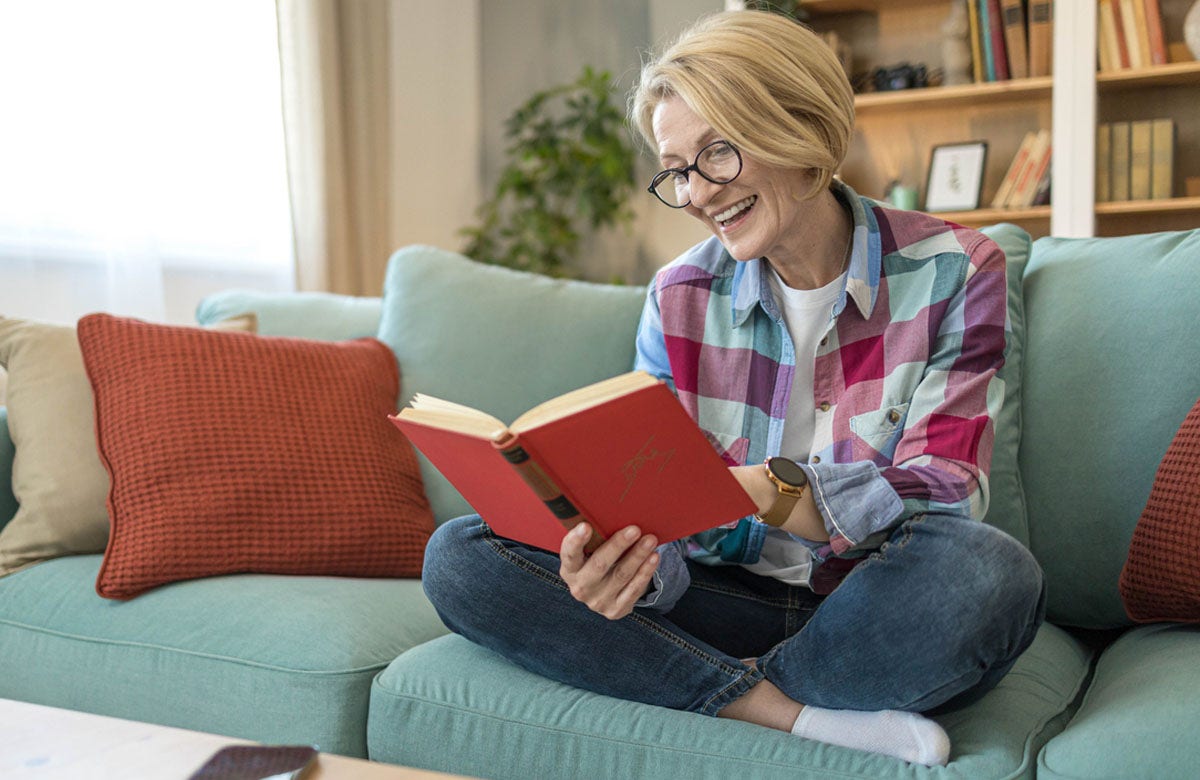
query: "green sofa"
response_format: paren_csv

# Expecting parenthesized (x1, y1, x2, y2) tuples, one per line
(1, 225, 1197, 778)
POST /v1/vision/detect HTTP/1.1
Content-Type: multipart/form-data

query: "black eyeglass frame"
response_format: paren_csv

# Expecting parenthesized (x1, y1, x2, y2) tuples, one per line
(647, 140, 744, 209)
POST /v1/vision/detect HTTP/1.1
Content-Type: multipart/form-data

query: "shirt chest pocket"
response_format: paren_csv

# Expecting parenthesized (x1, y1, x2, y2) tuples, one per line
(701, 428, 752, 467)
(849, 403, 910, 457)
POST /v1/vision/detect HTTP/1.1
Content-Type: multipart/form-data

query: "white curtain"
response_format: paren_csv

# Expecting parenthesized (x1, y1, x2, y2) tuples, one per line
(0, 1, 294, 326)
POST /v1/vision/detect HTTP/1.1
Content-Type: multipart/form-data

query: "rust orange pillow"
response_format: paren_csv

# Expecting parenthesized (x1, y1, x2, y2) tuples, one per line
(77, 313, 434, 599)
(1119, 398, 1200, 623)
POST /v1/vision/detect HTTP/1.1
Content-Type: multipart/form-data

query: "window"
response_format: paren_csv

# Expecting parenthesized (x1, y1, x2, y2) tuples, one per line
(0, 1, 294, 325)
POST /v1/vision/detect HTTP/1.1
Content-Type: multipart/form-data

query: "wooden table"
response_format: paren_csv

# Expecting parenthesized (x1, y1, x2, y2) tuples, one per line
(0, 698, 470, 779)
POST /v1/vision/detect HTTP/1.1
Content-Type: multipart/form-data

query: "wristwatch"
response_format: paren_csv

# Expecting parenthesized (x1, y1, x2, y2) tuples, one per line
(755, 456, 809, 527)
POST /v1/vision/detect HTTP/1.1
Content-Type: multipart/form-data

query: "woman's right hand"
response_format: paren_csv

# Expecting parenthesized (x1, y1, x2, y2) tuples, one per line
(559, 523, 659, 621)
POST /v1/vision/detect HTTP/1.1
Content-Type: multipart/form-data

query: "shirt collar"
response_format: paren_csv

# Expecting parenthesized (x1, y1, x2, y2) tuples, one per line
(730, 179, 879, 327)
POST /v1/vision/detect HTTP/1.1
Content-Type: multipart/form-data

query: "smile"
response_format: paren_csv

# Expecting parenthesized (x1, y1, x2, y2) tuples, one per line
(714, 196, 756, 226)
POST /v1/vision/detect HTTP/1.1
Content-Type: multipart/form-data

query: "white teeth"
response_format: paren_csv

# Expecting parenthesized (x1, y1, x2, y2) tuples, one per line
(714, 196, 756, 223)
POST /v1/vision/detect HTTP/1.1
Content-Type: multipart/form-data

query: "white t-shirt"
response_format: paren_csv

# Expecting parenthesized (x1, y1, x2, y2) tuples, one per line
(741, 265, 844, 586)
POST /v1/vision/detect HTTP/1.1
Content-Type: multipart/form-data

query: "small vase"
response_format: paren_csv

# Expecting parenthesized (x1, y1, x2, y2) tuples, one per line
(1186, 0, 1200, 61)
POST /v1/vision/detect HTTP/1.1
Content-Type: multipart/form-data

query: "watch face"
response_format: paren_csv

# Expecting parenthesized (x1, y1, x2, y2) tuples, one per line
(767, 456, 808, 487)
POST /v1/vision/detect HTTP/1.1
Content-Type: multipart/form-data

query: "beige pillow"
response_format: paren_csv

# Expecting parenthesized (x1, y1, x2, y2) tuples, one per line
(0, 317, 110, 575)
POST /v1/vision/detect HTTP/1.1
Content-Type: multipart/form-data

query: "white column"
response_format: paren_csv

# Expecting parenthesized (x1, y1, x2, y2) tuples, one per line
(1050, 0, 1097, 238)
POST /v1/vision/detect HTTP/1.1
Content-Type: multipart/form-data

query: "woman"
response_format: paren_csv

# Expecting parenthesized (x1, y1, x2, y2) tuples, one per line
(423, 10, 1044, 767)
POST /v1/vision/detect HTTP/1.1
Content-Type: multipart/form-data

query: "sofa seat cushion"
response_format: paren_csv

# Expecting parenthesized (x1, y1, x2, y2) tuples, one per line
(0, 555, 448, 758)
(1038, 623, 1200, 779)
(367, 624, 1090, 779)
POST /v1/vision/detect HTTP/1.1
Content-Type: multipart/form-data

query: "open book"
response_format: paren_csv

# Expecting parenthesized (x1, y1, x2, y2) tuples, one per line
(390, 371, 756, 553)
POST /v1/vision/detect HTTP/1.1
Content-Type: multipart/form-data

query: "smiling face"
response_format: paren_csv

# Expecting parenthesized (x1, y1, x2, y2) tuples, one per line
(652, 96, 817, 267)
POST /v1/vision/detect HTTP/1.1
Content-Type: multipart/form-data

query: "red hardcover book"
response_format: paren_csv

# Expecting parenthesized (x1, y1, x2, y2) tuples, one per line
(986, 0, 1011, 80)
(391, 371, 757, 553)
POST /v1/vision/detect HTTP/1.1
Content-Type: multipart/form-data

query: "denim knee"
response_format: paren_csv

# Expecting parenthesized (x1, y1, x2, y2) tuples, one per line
(421, 514, 490, 618)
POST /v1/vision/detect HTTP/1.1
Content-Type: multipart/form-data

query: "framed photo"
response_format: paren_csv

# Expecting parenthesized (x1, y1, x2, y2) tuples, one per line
(924, 141, 988, 212)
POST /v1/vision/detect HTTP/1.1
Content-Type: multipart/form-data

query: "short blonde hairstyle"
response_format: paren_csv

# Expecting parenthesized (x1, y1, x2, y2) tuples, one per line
(631, 10, 854, 197)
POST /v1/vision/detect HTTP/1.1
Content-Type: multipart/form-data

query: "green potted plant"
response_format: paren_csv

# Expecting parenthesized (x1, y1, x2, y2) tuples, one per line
(462, 66, 637, 278)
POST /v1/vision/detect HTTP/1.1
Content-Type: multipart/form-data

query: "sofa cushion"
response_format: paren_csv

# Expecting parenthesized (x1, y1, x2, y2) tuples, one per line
(1021, 229, 1200, 629)
(1119, 397, 1200, 623)
(376, 245, 647, 523)
(0, 317, 109, 575)
(1037, 623, 1200, 779)
(195, 289, 382, 341)
(367, 624, 1091, 779)
(0, 554, 448, 757)
(76, 314, 434, 599)
(978, 223, 1032, 548)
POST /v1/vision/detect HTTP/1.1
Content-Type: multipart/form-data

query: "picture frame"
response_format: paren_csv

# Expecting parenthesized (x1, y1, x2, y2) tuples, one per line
(923, 141, 988, 212)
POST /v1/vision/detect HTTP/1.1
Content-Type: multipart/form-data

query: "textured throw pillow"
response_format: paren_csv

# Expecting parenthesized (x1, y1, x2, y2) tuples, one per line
(1119, 398, 1200, 623)
(0, 317, 110, 575)
(77, 313, 434, 599)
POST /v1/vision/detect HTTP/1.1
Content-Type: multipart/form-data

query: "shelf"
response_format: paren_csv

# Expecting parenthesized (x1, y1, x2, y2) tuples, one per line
(1095, 196, 1200, 215)
(855, 77, 1053, 112)
(1097, 60, 1200, 90)
(929, 205, 1052, 226)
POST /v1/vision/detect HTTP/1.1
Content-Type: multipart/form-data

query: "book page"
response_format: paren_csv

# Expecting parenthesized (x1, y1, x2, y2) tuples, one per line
(510, 371, 658, 433)
(396, 394, 507, 439)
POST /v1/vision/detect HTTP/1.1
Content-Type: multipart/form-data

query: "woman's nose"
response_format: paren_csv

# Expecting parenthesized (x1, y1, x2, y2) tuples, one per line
(687, 174, 721, 209)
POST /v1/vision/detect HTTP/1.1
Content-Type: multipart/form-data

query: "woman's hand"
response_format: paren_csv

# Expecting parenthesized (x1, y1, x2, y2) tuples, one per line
(559, 523, 659, 621)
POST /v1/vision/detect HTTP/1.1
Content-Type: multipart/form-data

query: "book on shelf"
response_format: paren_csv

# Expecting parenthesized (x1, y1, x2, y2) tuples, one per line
(979, 0, 997, 81)
(1119, 0, 1147, 68)
(1010, 129, 1052, 208)
(1027, 0, 1054, 77)
(1130, 119, 1153, 200)
(1097, 123, 1113, 202)
(1000, 0, 1029, 79)
(390, 370, 757, 554)
(1144, 0, 1168, 66)
(967, 0, 985, 83)
(992, 130, 1038, 208)
(1111, 121, 1132, 201)
(1098, 0, 1122, 72)
(985, 0, 1011, 80)
(1151, 117, 1175, 200)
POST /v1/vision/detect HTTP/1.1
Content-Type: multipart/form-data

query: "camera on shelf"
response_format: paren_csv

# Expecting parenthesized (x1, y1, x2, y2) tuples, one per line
(871, 63, 929, 92)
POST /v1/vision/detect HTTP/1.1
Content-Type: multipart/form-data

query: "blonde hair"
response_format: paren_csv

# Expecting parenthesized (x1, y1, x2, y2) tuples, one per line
(631, 10, 854, 197)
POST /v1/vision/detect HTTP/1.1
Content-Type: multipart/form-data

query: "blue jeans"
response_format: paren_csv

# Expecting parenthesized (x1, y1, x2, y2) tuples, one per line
(422, 512, 1045, 717)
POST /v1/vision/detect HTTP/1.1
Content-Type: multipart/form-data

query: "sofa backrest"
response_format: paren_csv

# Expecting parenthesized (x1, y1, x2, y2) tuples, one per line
(1020, 229, 1200, 629)
(376, 246, 648, 524)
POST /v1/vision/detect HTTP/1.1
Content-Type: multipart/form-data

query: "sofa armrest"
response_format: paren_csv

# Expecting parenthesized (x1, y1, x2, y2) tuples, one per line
(0, 407, 16, 532)
(195, 289, 383, 341)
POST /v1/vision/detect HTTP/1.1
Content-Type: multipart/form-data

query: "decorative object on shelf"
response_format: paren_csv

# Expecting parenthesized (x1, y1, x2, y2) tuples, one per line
(924, 141, 989, 212)
(942, 0, 973, 86)
(884, 180, 919, 211)
(872, 63, 929, 91)
(461, 66, 636, 278)
(1186, 0, 1200, 61)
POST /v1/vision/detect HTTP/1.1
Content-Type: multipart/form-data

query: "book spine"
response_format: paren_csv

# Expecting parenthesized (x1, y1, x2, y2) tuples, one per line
(1119, 0, 1145, 68)
(1151, 118, 1174, 200)
(979, 0, 997, 81)
(1131, 0, 1151, 67)
(986, 0, 1011, 79)
(493, 431, 601, 552)
(1098, 0, 1119, 73)
(1096, 123, 1112, 202)
(1013, 131, 1051, 207)
(1027, 0, 1053, 77)
(1143, 0, 1168, 66)
(1111, 121, 1132, 201)
(967, 0, 985, 83)
(1130, 119, 1153, 200)
(992, 130, 1035, 208)
(1000, 0, 1029, 79)
(1112, 0, 1132, 68)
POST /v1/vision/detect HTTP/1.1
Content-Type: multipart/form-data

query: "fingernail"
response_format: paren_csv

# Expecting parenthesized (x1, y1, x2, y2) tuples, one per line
(623, 527, 639, 540)
(572, 524, 588, 537)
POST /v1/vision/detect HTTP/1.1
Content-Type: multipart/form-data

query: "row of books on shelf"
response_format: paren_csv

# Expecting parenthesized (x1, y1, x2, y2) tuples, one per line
(992, 129, 1052, 209)
(1098, 0, 1169, 72)
(1097, 119, 1175, 202)
(967, 0, 1054, 83)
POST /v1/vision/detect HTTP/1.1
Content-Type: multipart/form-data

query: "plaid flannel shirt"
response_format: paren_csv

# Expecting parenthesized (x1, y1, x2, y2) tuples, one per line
(634, 180, 1008, 609)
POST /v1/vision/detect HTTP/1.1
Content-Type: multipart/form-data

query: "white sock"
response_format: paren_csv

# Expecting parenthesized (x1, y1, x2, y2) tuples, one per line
(791, 705, 950, 766)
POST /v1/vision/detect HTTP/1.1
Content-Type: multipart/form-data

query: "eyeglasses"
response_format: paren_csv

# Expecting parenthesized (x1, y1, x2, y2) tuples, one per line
(647, 140, 744, 209)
